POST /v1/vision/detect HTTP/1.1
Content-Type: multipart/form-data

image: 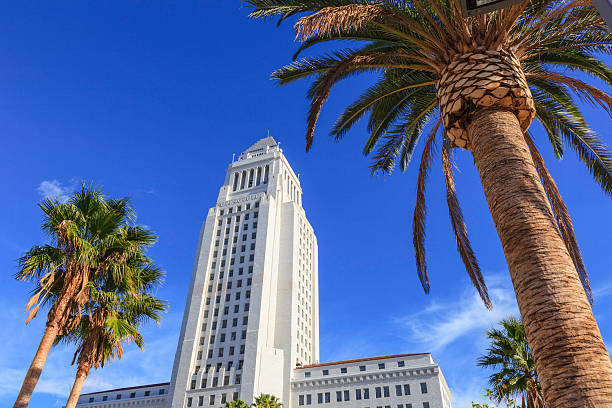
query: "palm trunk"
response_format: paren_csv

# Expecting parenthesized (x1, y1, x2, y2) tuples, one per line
(13, 296, 70, 408)
(64, 363, 90, 408)
(467, 108, 612, 407)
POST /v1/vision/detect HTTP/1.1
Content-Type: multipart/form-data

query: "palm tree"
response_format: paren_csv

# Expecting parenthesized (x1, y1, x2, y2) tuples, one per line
(226, 399, 250, 408)
(246, 1, 612, 406)
(478, 318, 544, 408)
(14, 185, 157, 407)
(59, 265, 167, 408)
(252, 394, 283, 408)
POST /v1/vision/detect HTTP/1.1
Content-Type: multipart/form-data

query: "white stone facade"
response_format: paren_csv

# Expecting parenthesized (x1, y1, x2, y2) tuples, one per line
(75, 137, 452, 408)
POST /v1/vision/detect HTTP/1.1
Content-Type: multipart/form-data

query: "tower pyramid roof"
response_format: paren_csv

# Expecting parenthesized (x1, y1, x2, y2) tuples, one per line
(243, 136, 277, 154)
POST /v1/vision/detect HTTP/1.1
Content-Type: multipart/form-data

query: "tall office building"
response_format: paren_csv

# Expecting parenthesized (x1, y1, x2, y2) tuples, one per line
(167, 136, 319, 407)
(75, 137, 452, 408)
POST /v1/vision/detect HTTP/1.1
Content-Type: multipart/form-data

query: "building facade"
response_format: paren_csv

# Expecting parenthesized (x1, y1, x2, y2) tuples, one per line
(75, 137, 452, 408)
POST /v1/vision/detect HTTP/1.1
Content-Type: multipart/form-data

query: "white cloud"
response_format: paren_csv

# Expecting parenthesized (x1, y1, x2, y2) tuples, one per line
(397, 274, 519, 352)
(36, 179, 77, 203)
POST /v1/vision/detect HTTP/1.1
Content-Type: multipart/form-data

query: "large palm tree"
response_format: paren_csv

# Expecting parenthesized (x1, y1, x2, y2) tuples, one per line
(246, 1, 612, 406)
(478, 317, 544, 408)
(252, 394, 283, 408)
(14, 185, 157, 407)
(59, 265, 167, 408)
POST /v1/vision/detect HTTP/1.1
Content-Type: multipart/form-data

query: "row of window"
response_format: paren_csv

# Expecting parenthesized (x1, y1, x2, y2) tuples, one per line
(186, 391, 240, 407)
(198, 359, 244, 373)
(190, 372, 242, 390)
(231, 165, 269, 191)
(210, 266, 253, 280)
(219, 202, 259, 216)
(304, 361, 410, 378)
(298, 383, 426, 405)
(203, 306, 250, 320)
(87, 389, 166, 402)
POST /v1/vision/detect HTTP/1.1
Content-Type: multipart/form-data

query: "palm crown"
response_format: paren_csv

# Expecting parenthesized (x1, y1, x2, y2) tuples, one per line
(252, 394, 283, 408)
(478, 317, 544, 408)
(247, 0, 612, 307)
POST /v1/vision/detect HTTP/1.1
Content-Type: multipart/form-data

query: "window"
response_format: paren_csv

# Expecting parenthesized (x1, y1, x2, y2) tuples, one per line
(344, 390, 350, 401)
(378, 363, 385, 369)
(252, 232, 256, 239)
(159, 389, 165, 395)
(322, 369, 329, 376)
(364, 389, 370, 399)
(423, 404, 430, 408)
(299, 395, 304, 406)
(375, 387, 382, 398)
(398, 360, 405, 367)
(250, 243, 255, 250)
(383, 386, 390, 397)
(102, 396, 108, 401)
(239, 360, 244, 369)
(240, 256, 244, 263)
(89, 398, 94, 403)
(239, 267, 244, 275)
(117, 394, 122, 400)
(234, 305, 239, 313)
(246, 290, 251, 298)
(242, 316, 248, 325)
(317, 393, 323, 404)
(209, 395, 215, 405)
(187, 397, 193, 407)
(244, 303, 250, 311)
(356, 389, 362, 400)
(336, 391, 342, 402)
(420, 383, 428, 394)
(242, 330, 247, 339)
(305, 372, 311, 378)
(240, 344, 245, 354)
(210, 335, 215, 343)
(229, 346, 234, 355)
(222, 320, 227, 329)
(224, 376, 230, 385)
(218, 348, 224, 357)
(198, 396, 204, 406)
(306, 394, 312, 405)
(248, 266, 253, 274)
(242, 234, 247, 241)
(144, 391, 150, 396)
(231, 331, 236, 341)
(396, 385, 402, 396)
(249, 254, 254, 261)
(235, 374, 241, 384)
(233, 392, 238, 401)
(324, 392, 330, 403)
(220, 333, 226, 342)
(403, 384, 411, 395)
(233, 318, 238, 327)
(340, 367, 347, 374)
(247, 278, 252, 286)
(221, 394, 227, 404)
(359, 365, 366, 371)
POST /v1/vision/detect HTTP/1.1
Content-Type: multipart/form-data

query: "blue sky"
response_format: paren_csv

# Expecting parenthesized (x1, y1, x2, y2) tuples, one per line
(1, 2, 611, 407)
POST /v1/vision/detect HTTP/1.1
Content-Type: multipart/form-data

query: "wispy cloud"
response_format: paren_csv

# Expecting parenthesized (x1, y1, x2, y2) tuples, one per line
(36, 179, 78, 203)
(396, 274, 519, 351)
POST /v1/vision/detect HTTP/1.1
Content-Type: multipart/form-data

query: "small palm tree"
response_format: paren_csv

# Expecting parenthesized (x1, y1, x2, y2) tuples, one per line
(246, 0, 612, 405)
(226, 399, 250, 408)
(252, 394, 283, 408)
(478, 318, 544, 408)
(13, 185, 157, 407)
(59, 260, 167, 408)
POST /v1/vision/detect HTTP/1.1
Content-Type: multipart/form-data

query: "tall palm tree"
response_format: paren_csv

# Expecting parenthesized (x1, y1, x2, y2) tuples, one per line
(14, 185, 157, 407)
(478, 318, 544, 408)
(226, 399, 250, 408)
(59, 264, 167, 408)
(246, 1, 612, 406)
(252, 394, 283, 408)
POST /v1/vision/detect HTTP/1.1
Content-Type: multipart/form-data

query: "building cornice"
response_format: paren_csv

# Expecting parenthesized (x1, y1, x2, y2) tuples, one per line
(290, 365, 439, 389)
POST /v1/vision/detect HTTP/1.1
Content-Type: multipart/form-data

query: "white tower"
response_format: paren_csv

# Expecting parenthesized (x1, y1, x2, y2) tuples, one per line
(168, 137, 319, 408)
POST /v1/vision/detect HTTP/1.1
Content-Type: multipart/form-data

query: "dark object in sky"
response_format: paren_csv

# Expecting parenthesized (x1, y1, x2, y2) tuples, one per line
(460, 0, 525, 17)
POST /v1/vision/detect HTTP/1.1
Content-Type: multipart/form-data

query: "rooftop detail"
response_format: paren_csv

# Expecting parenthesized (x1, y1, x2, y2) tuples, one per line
(295, 353, 430, 369)
(79, 382, 170, 396)
(238, 136, 279, 160)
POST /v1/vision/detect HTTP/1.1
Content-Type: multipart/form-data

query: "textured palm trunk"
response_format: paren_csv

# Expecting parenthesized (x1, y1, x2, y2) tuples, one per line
(64, 363, 90, 408)
(467, 108, 612, 407)
(13, 295, 70, 408)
